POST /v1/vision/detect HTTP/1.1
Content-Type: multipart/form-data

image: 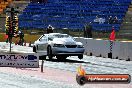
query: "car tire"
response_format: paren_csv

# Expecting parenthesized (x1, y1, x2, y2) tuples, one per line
(33, 46, 36, 53)
(78, 55, 83, 59)
(56, 55, 67, 61)
(47, 46, 53, 60)
(76, 75, 86, 85)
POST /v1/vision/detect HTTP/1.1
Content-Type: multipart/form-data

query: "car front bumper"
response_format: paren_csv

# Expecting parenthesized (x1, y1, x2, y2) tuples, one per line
(52, 47, 85, 55)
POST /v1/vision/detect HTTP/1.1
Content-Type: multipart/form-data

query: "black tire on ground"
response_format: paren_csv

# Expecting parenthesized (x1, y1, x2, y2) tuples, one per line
(47, 46, 53, 60)
(33, 46, 36, 52)
(56, 55, 67, 61)
(76, 75, 86, 85)
(78, 55, 83, 59)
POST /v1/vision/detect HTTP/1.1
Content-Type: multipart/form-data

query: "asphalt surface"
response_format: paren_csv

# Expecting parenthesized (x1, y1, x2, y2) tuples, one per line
(45, 56, 132, 75)
(0, 42, 33, 53)
(0, 71, 76, 88)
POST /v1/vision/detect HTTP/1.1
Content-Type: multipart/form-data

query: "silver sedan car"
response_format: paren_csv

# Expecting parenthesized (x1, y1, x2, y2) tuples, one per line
(33, 33, 85, 60)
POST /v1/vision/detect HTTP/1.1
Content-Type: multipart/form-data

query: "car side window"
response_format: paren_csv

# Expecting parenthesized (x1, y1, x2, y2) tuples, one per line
(48, 37, 52, 41)
(48, 36, 54, 41)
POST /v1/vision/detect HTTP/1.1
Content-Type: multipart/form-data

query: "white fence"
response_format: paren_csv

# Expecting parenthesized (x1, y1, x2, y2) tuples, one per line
(75, 37, 132, 61)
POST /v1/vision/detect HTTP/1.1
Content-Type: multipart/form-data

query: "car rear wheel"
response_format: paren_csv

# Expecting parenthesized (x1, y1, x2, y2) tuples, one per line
(78, 55, 83, 59)
(47, 46, 53, 60)
(33, 46, 36, 53)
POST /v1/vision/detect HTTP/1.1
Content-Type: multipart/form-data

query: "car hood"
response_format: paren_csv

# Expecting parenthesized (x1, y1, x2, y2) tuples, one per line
(52, 38, 77, 45)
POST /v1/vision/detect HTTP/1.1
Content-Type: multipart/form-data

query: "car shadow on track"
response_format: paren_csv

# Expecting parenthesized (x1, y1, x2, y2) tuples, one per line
(45, 58, 88, 63)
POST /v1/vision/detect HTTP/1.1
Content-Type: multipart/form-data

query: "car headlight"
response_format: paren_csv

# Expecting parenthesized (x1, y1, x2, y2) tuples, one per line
(53, 44, 65, 47)
(77, 45, 84, 48)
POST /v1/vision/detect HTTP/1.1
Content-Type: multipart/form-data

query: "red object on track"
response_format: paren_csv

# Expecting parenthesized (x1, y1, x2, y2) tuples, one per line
(109, 27, 115, 41)
(5, 34, 8, 39)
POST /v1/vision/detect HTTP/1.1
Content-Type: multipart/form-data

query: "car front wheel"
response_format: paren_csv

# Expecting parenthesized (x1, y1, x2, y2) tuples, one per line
(78, 55, 83, 59)
(47, 46, 53, 60)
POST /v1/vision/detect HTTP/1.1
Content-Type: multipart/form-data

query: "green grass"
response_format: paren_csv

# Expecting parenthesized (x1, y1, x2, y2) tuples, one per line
(0, 33, 41, 43)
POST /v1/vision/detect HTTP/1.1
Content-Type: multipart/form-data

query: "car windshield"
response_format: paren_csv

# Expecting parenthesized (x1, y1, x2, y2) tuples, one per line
(48, 34, 72, 41)
(53, 34, 70, 38)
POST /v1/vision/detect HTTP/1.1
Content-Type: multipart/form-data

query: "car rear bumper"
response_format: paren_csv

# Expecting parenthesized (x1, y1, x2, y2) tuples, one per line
(52, 47, 85, 55)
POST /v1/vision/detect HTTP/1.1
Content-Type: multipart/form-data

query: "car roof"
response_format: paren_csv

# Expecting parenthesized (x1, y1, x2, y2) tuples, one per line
(48, 33, 61, 35)
(45, 33, 68, 36)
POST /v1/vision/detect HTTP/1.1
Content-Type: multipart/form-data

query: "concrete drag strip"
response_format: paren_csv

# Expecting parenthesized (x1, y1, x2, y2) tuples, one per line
(0, 67, 77, 88)
(0, 67, 131, 88)
(0, 73, 75, 88)
(0, 42, 33, 53)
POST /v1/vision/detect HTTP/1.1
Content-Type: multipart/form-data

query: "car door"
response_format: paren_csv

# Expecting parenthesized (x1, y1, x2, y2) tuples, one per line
(37, 35, 48, 51)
